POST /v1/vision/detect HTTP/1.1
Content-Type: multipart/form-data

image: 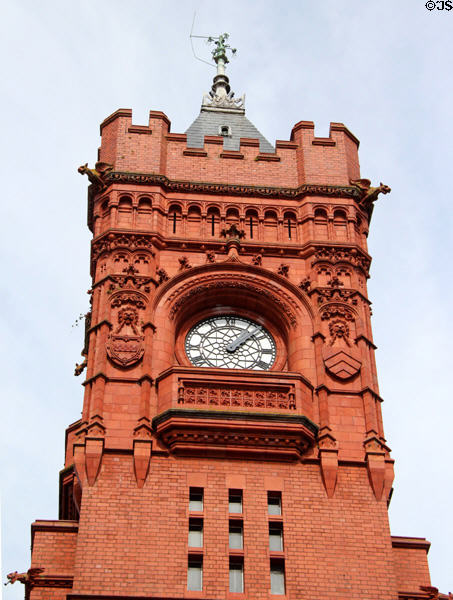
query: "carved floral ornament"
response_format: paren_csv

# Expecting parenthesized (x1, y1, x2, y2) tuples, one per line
(320, 303, 355, 322)
(91, 233, 156, 264)
(312, 246, 371, 275)
(315, 286, 359, 306)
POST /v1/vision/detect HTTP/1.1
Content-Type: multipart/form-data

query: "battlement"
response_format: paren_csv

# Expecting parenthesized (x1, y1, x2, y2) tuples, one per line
(98, 109, 361, 188)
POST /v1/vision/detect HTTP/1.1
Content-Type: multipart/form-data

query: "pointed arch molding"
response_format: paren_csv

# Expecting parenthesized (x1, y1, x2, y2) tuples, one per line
(153, 261, 315, 329)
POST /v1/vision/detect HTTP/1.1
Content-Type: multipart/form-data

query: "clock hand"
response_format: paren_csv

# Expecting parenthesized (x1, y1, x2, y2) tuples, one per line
(226, 328, 259, 352)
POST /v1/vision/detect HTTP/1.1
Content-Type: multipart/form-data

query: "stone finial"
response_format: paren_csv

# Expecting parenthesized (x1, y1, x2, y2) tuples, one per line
(202, 33, 245, 111)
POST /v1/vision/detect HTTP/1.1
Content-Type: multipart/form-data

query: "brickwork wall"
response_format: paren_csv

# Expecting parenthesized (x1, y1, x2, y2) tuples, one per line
(30, 587, 70, 600)
(98, 111, 360, 189)
(71, 454, 397, 600)
(31, 523, 77, 574)
(392, 541, 432, 592)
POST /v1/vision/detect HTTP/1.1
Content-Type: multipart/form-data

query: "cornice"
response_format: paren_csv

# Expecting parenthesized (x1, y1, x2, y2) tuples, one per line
(104, 172, 361, 201)
(31, 520, 78, 551)
(31, 519, 79, 533)
(391, 536, 431, 552)
(152, 408, 318, 435)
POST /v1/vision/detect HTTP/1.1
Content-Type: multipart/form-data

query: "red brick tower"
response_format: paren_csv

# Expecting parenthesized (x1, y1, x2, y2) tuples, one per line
(20, 36, 439, 600)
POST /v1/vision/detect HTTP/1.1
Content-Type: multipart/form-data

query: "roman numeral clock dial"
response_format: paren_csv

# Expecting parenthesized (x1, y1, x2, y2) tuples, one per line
(185, 316, 276, 370)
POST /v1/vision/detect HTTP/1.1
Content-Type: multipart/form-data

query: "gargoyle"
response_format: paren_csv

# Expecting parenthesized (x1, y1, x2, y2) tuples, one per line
(74, 351, 87, 376)
(5, 568, 44, 585)
(350, 178, 391, 207)
(78, 161, 113, 189)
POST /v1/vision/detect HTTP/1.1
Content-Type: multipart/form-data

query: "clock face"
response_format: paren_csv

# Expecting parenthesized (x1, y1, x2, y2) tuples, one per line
(185, 315, 276, 370)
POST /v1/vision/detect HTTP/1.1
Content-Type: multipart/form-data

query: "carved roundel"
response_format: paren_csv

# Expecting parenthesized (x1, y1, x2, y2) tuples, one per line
(185, 315, 276, 371)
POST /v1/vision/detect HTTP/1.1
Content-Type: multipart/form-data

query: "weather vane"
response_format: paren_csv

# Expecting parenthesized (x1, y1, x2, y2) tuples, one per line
(207, 33, 237, 66)
(189, 18, 244, 111)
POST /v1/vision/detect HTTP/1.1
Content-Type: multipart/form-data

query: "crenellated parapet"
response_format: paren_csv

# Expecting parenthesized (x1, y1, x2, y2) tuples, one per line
(97, 109, 365, 189)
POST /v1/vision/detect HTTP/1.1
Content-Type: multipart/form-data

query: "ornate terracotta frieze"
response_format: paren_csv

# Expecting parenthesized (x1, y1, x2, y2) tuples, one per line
(104, 171, 362, 200)
(91, 233, 156, 264)
(311, 245, 371, 276)
(178, 381, 296, 411)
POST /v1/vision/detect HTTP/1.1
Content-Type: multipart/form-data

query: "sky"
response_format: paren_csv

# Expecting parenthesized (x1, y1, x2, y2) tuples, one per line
(1, 0, 452, 596)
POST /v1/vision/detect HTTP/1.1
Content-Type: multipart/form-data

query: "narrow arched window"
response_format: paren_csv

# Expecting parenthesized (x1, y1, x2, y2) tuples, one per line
(207, 207, 220, 237)
(314, 208, 328, 241)
(137, 197, 152, 229)
(226, 207, 240, 226)
(168, 205, 182, 235)
(284, 212, 297, 241)
(245, 209, 258, 240)
(333, 209, 348, 241)
(187, 206, 202, 238)
(264, 210, 278, 242)
(117, 196, 133, 228)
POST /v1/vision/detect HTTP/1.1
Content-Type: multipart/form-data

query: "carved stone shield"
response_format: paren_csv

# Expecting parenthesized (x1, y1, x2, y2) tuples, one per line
(106, 334, 144, 367)
(322, 347, 362, 380)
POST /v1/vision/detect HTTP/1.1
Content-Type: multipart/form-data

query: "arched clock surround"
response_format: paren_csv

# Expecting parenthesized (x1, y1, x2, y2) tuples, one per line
(151, 263, 317, 382)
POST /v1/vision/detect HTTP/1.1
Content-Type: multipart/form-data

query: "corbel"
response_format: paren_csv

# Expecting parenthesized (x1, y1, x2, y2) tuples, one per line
(82, 372, 107, 487)
(85, 435, 105, 487)
(364, 434, 388, 500)
(318, 426, 339, 498)
(84, 417, 106, 487)
(133, 415, 153, 489)
(73, 440, 87, 487)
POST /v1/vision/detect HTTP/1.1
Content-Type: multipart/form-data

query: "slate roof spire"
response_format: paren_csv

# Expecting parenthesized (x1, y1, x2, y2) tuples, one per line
(186, 33, 274, 153)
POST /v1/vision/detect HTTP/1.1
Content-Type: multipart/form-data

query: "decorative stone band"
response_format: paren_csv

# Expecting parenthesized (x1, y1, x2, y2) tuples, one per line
(104, 172, 362, 199)
(32, 575, 73, 589)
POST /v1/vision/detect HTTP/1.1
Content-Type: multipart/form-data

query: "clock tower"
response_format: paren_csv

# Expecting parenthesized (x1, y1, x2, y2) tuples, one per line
(18, 35, 441, 600)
